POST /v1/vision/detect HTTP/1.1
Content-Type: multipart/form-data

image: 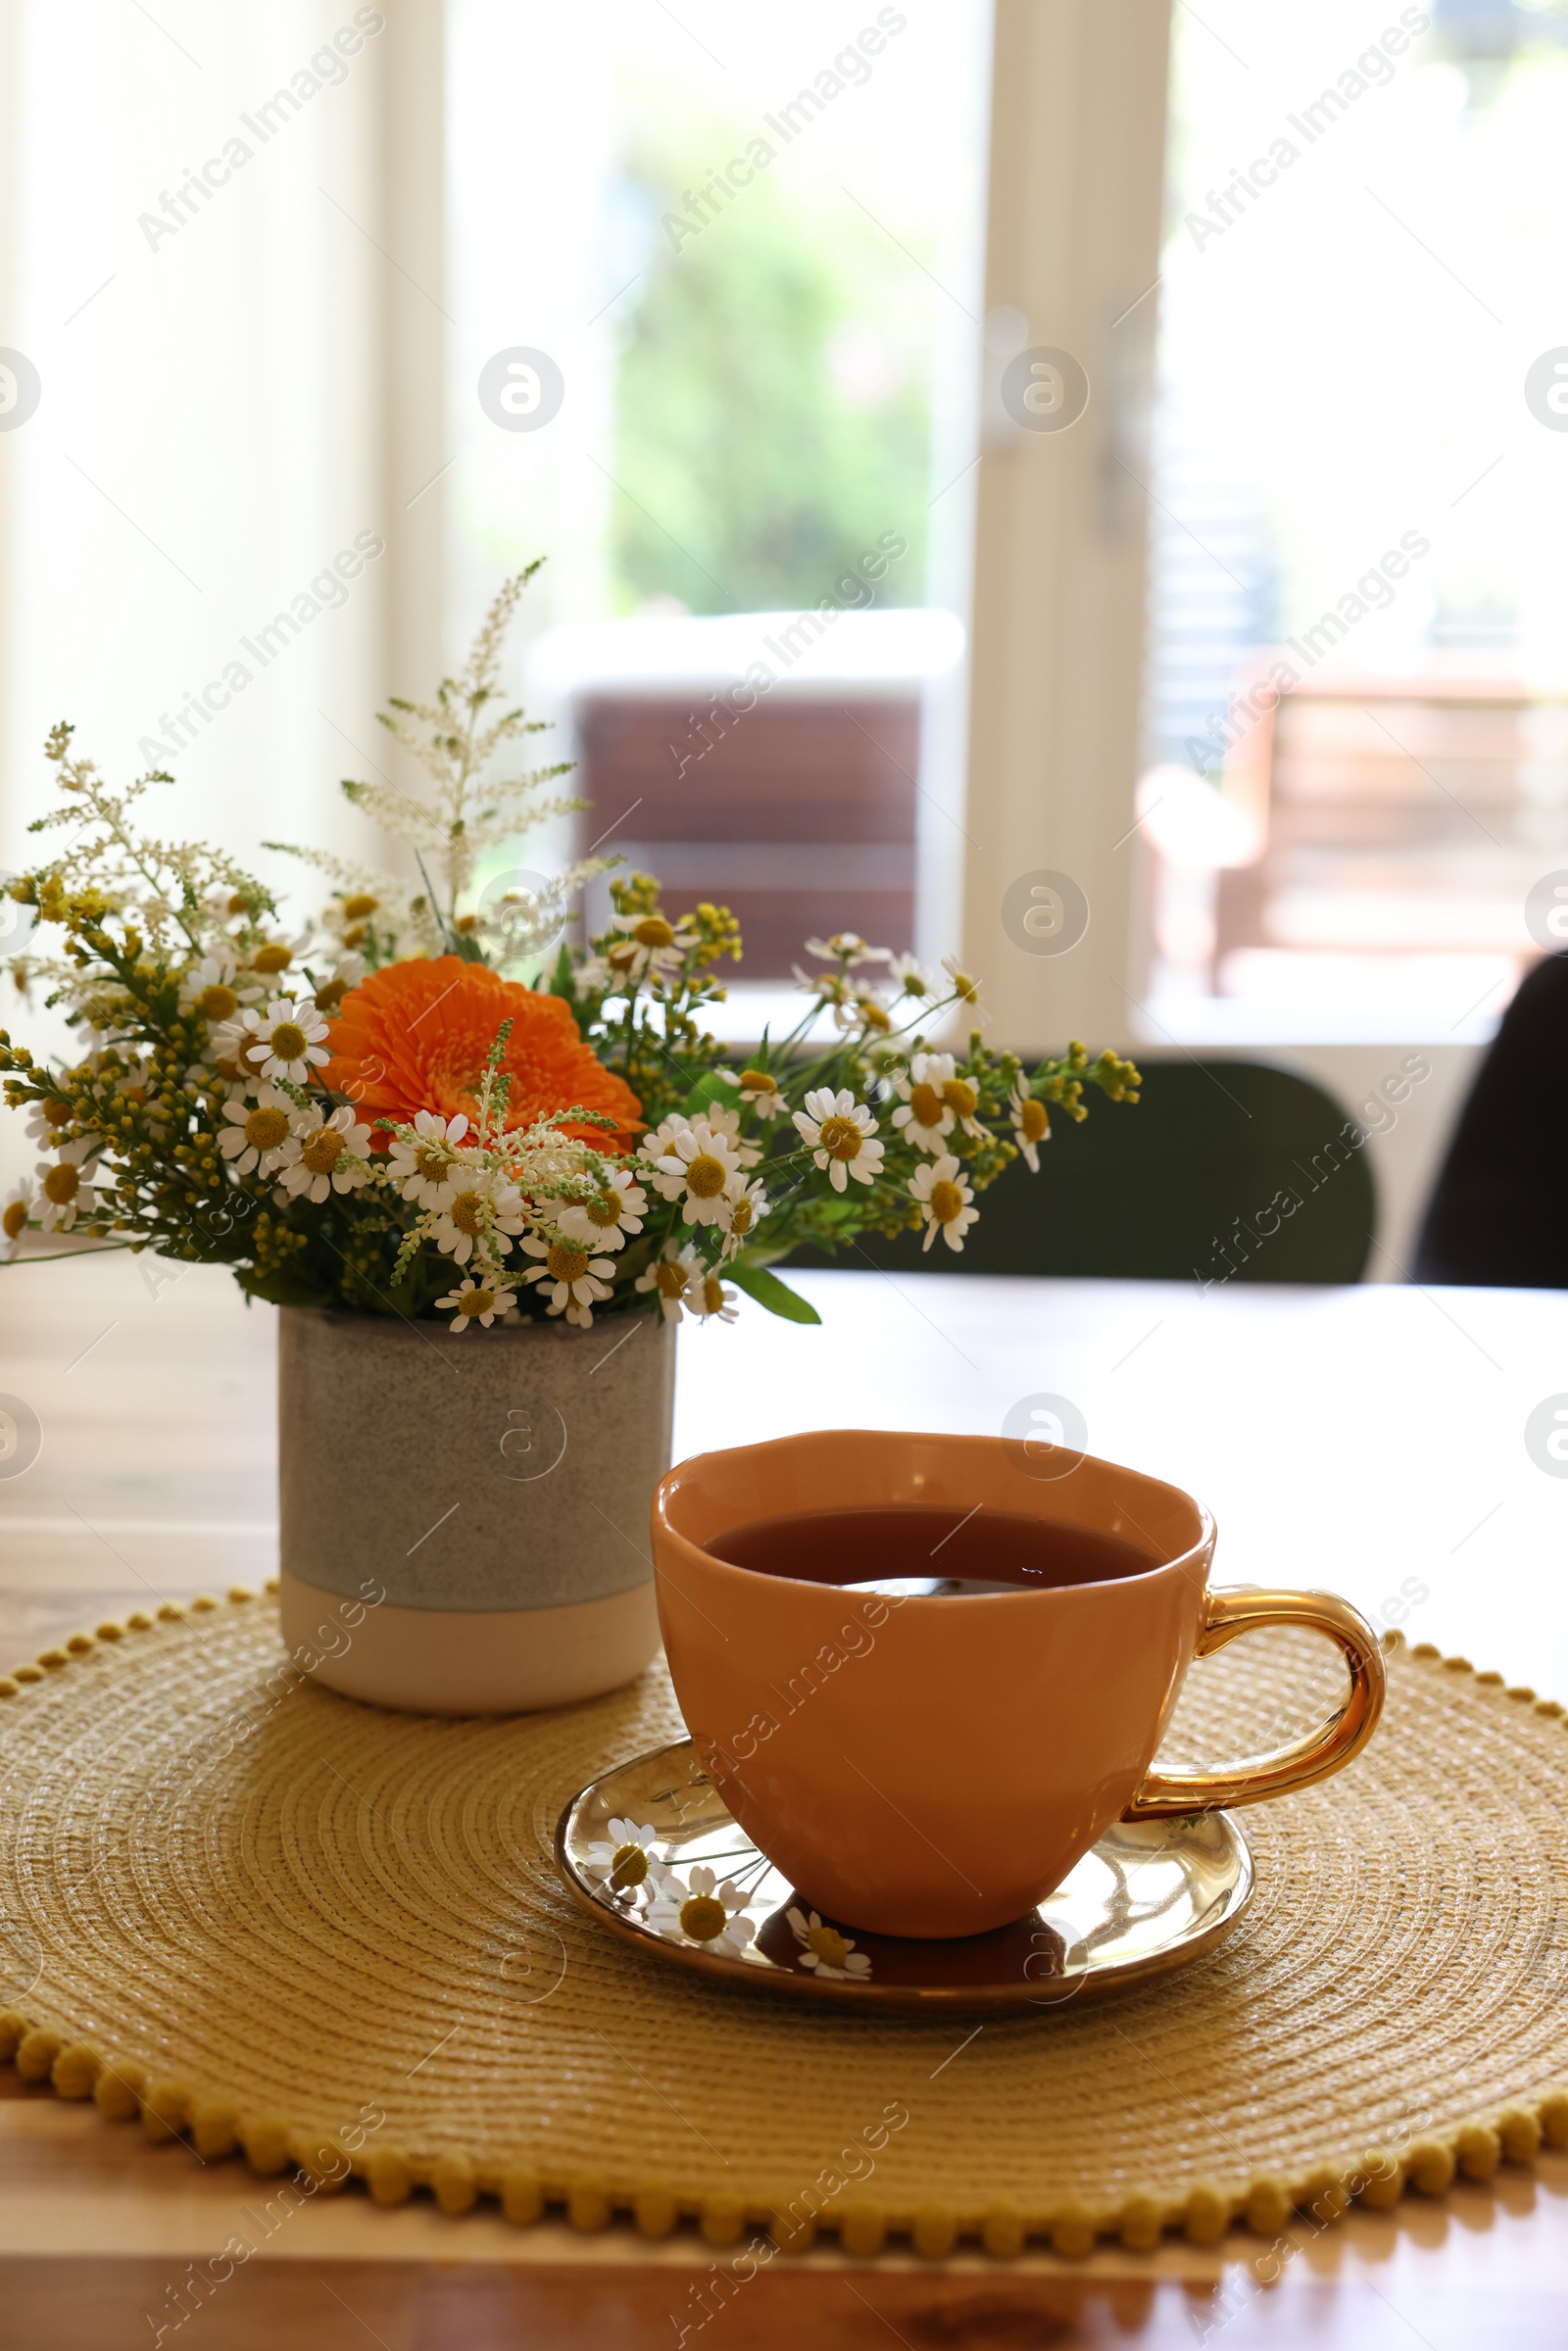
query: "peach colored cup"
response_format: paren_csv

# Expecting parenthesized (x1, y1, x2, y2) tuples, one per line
(651, 1430, 1385, 1938)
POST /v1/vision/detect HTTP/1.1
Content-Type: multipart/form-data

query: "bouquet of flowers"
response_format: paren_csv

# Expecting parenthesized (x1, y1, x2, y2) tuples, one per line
(0, 567, 1140, 1335)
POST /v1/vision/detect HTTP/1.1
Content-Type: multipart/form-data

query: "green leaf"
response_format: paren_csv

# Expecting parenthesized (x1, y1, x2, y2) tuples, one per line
(727, 1256, 821, 1325)
(237, 1264, 335, 1309)
(684, 1069, 742, 1118)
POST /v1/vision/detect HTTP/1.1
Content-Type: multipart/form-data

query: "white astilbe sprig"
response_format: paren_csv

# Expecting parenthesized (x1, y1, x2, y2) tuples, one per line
(271, 563, 612, 957)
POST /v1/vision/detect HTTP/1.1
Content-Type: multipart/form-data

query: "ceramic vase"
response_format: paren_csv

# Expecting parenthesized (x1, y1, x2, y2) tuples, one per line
(276, 1304, 673, 1714)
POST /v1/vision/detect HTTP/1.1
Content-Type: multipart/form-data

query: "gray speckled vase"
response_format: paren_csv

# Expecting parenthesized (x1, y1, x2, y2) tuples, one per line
(277, 1304, 674, 1714)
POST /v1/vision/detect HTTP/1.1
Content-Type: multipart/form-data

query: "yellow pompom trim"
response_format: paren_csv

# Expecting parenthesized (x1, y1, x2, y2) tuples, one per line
(1118, 2192, 1164, 2251)
(367, 2148, 415, 2206)
(95, 1622, 125, 1641)
(567, 2180, 613, 2232)
(501, 2167, 544, 2225)
(156, 1602, 186, 1624)
(979, 2202, 1028, 2259)
(0, 1680, 17, 1700)
(911, 2204, 957, 2259)
(64, 1634, 95, 1656)
(1455, 2123, 1500, 2180)
(16, 2028, 64, 2082)
(769, 2205, 814, 2253)
(190, 1593, 220, 1612)
(1357, 2149, 1404, 2209)
(191, 2101, 239, 2159)
(142, 2079, 193, 2142)
(1183, 2183, 1231, 2245)
(699, 2196, 747, 2247)
(13, 1665, 43, 1685)
(227, 1587, 254, 1605)
(1406, 2136, 1457, 2194)
(93, 2060, 146, 2121)
(51, 2042, 102, 2100)
(37, 1649, 69, 1671)
(1244, 2176, 1291, 2233)
(242, 2115, 294, 2175)
(634, 2185, 679, 2238)
(840, 2201, 888, 2257)
(125, 1612, 154, 1632)
(1051, 2200, 1098, 2258)
(432, 2153, 477, 2215)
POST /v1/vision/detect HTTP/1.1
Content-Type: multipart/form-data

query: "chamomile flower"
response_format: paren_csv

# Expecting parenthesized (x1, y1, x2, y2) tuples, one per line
(793, 1088, 884, 1193)
(941, 955, 985, 1018)
(890, 1053, 983, 1151)
(178, 954, 259, 1028)
(716, 1176, 767, 1252)
(787, 1907, 871, 1980)
(247, 930, 312, 982)
(584, 1818, 667, 1898)
(237, 996, 331, 1086)
(907, 1153, 978, 1253)
(24, 1096, 74, 1149)
(887, 951, 934, 1000)
(719, 1066, 787, 1120)
(1009, 1084, 1051, 1173)
(519, 1236, 616, 1327)
(804, 933, 891, 969)
(35, 1137, 99, 1233)
(648, 1867, 755, 1958)
(436, 1279, 517, 1332)
(687, 1270, 740, 1324)
(311, 952, 367, 1016)
(2, 1179, 32, 1256)
(605, 910, 699, 987)
(634, 1241, 702, 1323)
(792, 963, 851, 1015)
(274, 1104, 375, 1203)
(646, 1120, 747, 1224)
(218, 1085, 294, 1176)
(429, 1172, 526, 1266)
(386, 1110, 470, 1207)
(555, 1166, 647, 1252)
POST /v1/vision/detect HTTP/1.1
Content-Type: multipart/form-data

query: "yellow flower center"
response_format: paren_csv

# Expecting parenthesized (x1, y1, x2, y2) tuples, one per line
(225, 892, 250, 915)
(633, 915, 675, 950)
(685, 1151, 727, 1199)
(300, 1127, 343, 1175)
(858, 1000, 891, 1032)
(342, 924, 368, 951)
(197, 983, 238, 1022)
(1019, 1098, 1049, 1142)
(610, 1842, 649, 1892)
(941, 1078, 978, 1119)
(728, 1197, 755, 1237)
(702, 1277, 726, 1314)
(343, 893, 378, 920)
(817, 1115, 863, 1160)
(680, 1895, 727, 1942)
(547, 1241, 590, 1283)
(43, 1163, 79, 1204)
(739, 1068, 775, 1096)
(245, 1107, 289, 1151)
(807, 1924, 851, 1970)
(252, 943, 293, 974)
(949, 969, 980, 1004)
(930, 1179, 965, 1224)
(655, 1260, 688, 1298)
(3, 1200, 27, 1240)
(465, 1288, 496, 1319)
(314, 978, 349, 1014)
(122, 1085, 148, 1107)
(585, 1193, 621, 1227)
(608, 942, 639, 972)
(449, 1191, 487, 1237)
(415, 1145, 451, 1183)
(908, 1082, 944, 1128)
(44, 1099, 72, 1126)
(269, 1021, 308, 1062)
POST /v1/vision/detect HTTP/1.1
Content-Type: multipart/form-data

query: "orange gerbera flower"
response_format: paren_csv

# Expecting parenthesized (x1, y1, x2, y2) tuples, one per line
(321, 957, 643, 1152)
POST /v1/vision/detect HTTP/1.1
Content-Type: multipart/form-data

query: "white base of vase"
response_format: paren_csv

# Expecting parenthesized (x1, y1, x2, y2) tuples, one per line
(278, 1568, 662, 1715)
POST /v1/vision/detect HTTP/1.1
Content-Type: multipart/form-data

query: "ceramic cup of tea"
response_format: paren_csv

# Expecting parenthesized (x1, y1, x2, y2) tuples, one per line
(650, 1429, 1385, 1938)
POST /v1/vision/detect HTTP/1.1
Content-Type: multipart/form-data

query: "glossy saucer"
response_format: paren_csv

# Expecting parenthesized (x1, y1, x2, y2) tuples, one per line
(555, 1739, 1253, 2014)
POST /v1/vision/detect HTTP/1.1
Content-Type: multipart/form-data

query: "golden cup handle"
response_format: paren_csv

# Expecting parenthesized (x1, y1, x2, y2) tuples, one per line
(1122, 1586, 1387, 1820)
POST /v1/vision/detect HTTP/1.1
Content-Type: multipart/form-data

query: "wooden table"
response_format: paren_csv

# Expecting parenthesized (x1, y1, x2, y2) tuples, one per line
(4, 1254, 1568, 2348)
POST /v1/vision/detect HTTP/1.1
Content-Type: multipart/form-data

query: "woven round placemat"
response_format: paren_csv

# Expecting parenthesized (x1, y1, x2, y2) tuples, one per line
(2, 1592, 1566, 2261)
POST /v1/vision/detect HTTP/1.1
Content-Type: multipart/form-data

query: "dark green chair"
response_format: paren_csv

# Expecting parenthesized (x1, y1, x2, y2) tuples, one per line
(787, 1058, 1373, 1286)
